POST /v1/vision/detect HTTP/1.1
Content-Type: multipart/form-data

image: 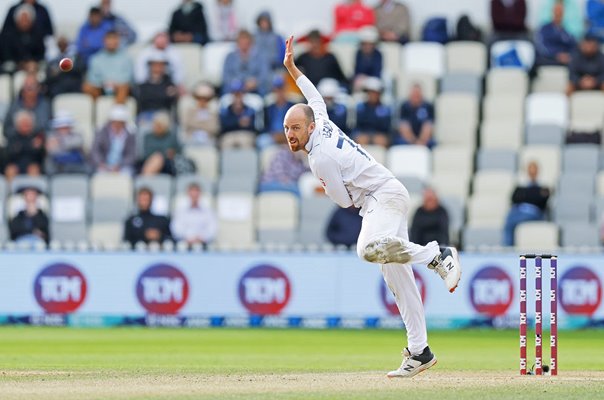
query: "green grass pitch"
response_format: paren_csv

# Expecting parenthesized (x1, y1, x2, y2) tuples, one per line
(0, 327, 603, 399)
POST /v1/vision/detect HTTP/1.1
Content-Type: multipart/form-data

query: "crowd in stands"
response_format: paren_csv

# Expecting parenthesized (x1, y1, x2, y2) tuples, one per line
(1, 0, 604, 250)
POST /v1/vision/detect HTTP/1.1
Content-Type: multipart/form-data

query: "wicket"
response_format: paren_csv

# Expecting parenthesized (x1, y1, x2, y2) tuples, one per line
(519, 254, 558, 376)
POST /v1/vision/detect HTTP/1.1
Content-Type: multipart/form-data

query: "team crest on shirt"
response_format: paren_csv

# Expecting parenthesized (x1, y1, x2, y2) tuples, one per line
(322, 123, 333, 138)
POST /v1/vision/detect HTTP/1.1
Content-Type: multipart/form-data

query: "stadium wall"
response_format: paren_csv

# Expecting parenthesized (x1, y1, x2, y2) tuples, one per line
(1, 251, 602, 329)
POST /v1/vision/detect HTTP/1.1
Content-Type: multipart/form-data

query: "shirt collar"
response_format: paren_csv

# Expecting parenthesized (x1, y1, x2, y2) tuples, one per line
(305, 123, 318, 153)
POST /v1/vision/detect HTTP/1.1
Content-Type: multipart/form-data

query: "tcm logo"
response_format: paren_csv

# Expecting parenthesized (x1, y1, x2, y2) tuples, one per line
(33, 263, 87, 313)
(380, 269, 426, 316)
(560, 266, 602, 316)
(238, 265, 291, 315)
(469, 266, 513, 316)
(136, 264, 189, 314)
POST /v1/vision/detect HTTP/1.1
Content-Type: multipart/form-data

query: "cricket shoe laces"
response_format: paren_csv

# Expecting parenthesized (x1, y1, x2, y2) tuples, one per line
(387, 346, 437, 378)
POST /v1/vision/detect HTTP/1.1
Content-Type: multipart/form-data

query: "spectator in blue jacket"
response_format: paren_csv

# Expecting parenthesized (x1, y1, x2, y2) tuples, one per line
(396, 84, 435, 148)
(326, 206, 363, 248)
(258, 75, 294, 148)
(535, 2, 576, 66)
(222, 29, 271, 95)
(354, 77, 391, 147)
(76, 7, 113, 66)
(318, 78, 348, 131)
(353, 26, 383, 91)
(219, 80, 257, 149)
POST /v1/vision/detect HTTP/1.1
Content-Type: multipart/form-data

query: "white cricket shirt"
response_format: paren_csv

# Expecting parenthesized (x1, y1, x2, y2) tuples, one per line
(297, 76, 396, 211)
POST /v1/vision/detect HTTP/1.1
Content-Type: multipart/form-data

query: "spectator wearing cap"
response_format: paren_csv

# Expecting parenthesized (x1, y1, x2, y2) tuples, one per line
(82, 30, 133, 104)
(374, 0, 411, 44)
(90, 105, 136, 174)
(76, 7, 113, 66)
(124, 187, 172, 247)
(318, 78, 348, 131)
(295, 30, 347, 87)
(219, 80, 257, 149)
(254, 11, 286, 71)
(9, 186, 49, 245)
(3, 73, 50, 137)
(182, 82, 219, 145)
(258, 75, 295, 149)
(4, 110, 44, 181)
(353, 26, 383, 91)
(0, 3, 46, 70)
(535, 1, 576, 66)
(134, 51, 178, 121)
(396, 83, 435, 148)
(140, 111, 180, 176)
(45, 35, 85, 98)
(213, 0, 239, 41)
(99, 0, 137, 46)
(326, 206, 362, 248)
(222, 29, 271, 95)
(567, 34, 604, 94)
(354, 77, 391, 147)
(1, 0, 53, 40)
(170, 182, 217, 247)
(45, 111, 87, 175)
(135, 31, 185, 89)
(333, 0, 375, 35)
(168, 0, 209, 45)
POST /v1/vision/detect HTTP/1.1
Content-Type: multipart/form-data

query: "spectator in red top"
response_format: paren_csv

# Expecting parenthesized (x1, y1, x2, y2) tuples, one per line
(334, 0, 375, 35)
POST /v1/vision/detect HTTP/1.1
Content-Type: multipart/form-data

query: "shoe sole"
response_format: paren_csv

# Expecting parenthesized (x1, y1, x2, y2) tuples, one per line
(364, 238, 411, 264)
(446, 247, 462, 293)
(386, 356, 438, 379)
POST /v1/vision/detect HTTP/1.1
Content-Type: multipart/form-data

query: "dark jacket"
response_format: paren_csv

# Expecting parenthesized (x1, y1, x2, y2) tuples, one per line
(354, 48, 383, 78)
(124, 210, 172, 246)
(491, 0, 527, 33)
(9, 209, 49, 243)
(168, 1, 209, 45)
(219, 103, 257, 134)
(355, 101, 391, 135)
(0, 24, 45, 64)
(327, 102, 348, 131)
(536, 22, 576, 65)
(7, 130, 45, 169)
(410, 206, 449, 246)
(326, 207, 362, 248)
(511, 184, 550, 211)
(1, 1, 54, 38)
(295, 52, 347, 86)
(569, 49, 604, 85)
(135, 74, 178, 114)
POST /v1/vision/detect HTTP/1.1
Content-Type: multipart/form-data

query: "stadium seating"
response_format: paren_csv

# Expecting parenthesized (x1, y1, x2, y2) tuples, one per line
(531, 66, 568, 93)
(386, 145, 431, 181)
(445, 41, 487, 75)
(514, 221, 559, 251)
(401, 42, 445, 78)
(49, 174, 88, 243)
(53, 93, 95, 150)
(216, 192, 255, 248)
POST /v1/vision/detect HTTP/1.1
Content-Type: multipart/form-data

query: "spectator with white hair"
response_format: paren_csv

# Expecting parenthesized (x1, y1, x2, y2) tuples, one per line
(3, 73, 51, 138)
(135, 31, 184, 88)
(45, 111, 87, 175)
(90, 105, 136, 174)
(4, 110, 45, 181)
(0, 3, 46, 70)
(182, 82, 220, 145)
(1, 0, 53, 39)
(140, 111, 180, 176)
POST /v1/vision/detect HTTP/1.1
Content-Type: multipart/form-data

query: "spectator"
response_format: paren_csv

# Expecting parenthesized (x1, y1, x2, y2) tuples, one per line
(396, 84, 435, 147)
(99, 0, 137, 46)
(134, 52, 178, 120)
(219, 80, 257, 149)
(212, 0, 238, 42)
(503, 161, 551, 246)
(410, 188, 449, 246)
(567, 34, 604, 94)
(169, 0, 209, 45)
(90, 105, 136, 174)
(318, 78, 348, 131)
(76, 7, 113, 66)
(490, 0, 528, 41)
(9, 186, 49, 245)
(45, 111, 87, 175)
(140, 111, 180, 176)
(182, 82, 219, 145)
(295, 30, 347, 87)
(124, 187, 172, 247)
(3, 74, 51, 137)
(222, 29, 271, 95)
(254, 11, 285, 71)
(539, 0, 583, 39)
(82, 30, 133, 104)
(333, 0, 375, 35)
(354, 77, 391, 147)
(586, 0, 604, 43)
(258, 75, 294, 149)
(45, 36, 85, 98)
(353, 26, 383, 91)
(326, 206, 362, 248)
(374, 0, 411, 44)
(1, 0, 53, 39)
(535, 1, 576, 66)
(259, 145, 309, 195)
(170, 182, 217, 247)
(0, 3, 45, 70)
(4, 110, 44, 181)
(135, 31, 184, 88)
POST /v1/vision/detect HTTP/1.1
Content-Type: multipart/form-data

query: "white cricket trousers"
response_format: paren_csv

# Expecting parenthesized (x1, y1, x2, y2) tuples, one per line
(356, 179, 440, 354)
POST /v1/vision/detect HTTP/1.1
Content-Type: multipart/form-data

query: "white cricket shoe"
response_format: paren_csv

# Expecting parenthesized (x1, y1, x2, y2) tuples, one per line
(387, 346, 437, 378)
(429, 247, 462, 293)
(362, 236, 411, 264)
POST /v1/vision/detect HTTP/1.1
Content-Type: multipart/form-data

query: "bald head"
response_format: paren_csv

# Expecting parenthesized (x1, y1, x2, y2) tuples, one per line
(283, 104, 316, 153)
(287, 103, 315, 124)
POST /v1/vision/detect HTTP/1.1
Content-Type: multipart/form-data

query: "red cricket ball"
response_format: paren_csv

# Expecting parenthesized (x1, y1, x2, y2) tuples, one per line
(59, 58, 73, 72)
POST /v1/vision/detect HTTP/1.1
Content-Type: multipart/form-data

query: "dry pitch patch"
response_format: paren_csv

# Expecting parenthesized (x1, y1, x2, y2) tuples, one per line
(1, 370, 603, 400)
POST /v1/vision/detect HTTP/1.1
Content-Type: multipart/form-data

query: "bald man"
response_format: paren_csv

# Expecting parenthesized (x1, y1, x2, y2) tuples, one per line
(283, 36, 461, 378)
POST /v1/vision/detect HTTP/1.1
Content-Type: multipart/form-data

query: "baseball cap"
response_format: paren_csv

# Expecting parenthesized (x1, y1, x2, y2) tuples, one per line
(108, 105, 130, 122)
